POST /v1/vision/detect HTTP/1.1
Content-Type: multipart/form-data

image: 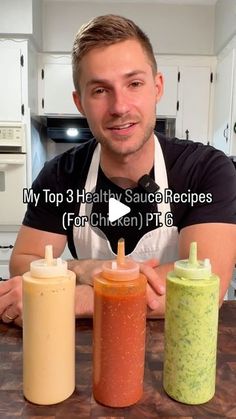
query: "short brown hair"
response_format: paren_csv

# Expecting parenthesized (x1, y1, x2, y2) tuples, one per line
(72, 14, 157, 93)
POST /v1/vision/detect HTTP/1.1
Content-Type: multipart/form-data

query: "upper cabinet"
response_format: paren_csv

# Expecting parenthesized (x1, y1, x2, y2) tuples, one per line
(212, 48, 236, 155)
(176, 64, 214, 144)
(158, 56, 215, 144)
(0, 41, 25, 122)
(39, 54, 216, 144)
(42, 63, 78, 115)
(39, 56, 79, 115)
(157, 65, 179, 118)
(0, 39, 38, 123)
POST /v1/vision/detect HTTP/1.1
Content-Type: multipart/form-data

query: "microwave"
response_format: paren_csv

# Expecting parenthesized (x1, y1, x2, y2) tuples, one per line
(155, 118, 176, 138)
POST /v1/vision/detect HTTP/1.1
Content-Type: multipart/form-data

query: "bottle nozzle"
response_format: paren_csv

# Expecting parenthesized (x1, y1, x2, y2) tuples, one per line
(117, 238, 125, 266)
(188, 242, 198, 266)
(45, 245, 54, 266)
(174, 241, 212, 280)
(102, 238, 139, 280)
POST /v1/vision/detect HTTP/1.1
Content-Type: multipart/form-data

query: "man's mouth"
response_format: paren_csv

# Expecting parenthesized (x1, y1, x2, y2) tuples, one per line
(108, 122, 137, 131)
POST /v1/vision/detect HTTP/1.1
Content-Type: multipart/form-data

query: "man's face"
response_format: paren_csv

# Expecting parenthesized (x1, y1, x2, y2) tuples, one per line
(73, 39, 163, 157)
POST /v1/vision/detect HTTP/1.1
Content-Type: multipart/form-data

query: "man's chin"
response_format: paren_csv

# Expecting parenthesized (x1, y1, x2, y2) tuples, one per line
(95, 126, 154, 156)
(104, 140, 147, 157)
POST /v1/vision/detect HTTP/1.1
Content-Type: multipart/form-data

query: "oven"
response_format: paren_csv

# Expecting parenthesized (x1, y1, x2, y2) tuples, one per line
(0, 123, 27, 279)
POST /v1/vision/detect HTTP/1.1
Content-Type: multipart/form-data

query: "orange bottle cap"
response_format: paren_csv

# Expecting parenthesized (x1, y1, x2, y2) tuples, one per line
(102, 238, 139, 281)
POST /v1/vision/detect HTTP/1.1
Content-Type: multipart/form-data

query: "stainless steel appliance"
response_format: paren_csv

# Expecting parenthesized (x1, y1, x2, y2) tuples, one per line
(43, 116, 176, 143)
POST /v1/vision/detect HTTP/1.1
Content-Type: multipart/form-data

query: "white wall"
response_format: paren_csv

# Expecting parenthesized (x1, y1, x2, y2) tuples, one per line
(214, 0, 236, 54)
(0, 0, 42, 48)
(32, 0, 43, 49)
(42, 1, 215, 55)
(0, 0, 32, 34)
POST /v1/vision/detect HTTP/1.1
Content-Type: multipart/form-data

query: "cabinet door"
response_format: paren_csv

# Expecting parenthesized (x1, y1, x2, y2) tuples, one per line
(0, 154, 27, 225)
(43, 64, 79, 115)
(0, 232, 17, 263)
(212, 49, 235, 155)
(176, 66, 211, 144)
(157, 65, 178, 117)
(0, 43, 22, 121)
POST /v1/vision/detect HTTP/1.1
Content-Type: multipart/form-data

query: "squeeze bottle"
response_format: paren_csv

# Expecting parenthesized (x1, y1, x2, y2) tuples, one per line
(23, 245, 76, 405)
(93, 238, 147, 407)
(163, 242, 220, 404)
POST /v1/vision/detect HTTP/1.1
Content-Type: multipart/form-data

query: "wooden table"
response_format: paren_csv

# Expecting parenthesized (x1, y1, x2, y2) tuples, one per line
(0, 301, 235, 418)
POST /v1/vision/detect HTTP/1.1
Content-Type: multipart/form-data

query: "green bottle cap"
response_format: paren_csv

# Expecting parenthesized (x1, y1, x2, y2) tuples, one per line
(174, 242, 211, 280)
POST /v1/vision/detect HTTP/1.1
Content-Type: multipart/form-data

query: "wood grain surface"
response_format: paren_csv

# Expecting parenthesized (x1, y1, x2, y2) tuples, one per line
(0, 301, 235, 418)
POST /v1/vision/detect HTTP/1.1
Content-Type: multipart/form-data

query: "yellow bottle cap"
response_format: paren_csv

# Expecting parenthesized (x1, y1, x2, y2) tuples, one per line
(30, 245, 67, 278)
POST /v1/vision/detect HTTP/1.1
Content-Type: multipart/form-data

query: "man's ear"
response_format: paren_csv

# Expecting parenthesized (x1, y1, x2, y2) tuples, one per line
(73, 91, 85, 115)
(155, 72, 164, 103)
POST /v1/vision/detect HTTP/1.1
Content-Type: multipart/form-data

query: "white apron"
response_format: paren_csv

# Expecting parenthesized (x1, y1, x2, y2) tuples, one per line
(73, 136, 178, 263)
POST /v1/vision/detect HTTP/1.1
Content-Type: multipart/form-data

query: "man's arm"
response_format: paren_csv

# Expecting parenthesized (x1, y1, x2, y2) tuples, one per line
(147, 222, 236, 318)
(3, 226, 164, 323)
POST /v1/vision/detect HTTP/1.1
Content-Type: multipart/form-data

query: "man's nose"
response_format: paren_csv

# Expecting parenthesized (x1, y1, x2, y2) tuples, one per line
(109, 90, 130, 116)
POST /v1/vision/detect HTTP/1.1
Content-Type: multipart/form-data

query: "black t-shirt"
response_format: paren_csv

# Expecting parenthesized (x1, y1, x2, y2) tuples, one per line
(23, 133, 236, 257)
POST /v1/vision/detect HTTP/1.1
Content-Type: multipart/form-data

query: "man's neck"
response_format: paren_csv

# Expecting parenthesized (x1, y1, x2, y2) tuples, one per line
(100, 136, 155, 186)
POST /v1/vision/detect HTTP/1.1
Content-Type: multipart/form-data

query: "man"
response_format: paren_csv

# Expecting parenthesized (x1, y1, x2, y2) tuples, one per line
(1, 14, 236, 326)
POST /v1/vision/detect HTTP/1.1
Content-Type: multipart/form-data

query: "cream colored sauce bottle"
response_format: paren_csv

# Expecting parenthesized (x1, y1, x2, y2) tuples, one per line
(23, 245, 76, 405)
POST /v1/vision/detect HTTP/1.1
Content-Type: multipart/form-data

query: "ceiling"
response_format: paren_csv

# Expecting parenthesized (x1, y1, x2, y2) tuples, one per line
(46, 0, 218, 4)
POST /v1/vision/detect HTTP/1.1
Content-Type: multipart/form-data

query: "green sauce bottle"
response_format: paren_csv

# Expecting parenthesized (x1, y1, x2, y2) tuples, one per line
(163, 242, 220, 404)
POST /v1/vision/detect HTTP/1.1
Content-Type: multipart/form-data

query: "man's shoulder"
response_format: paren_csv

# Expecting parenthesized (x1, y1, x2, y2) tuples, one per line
(32, 138, 97, 192)
(157, 132, 215, 158)
(156, 133, 231, 172)
(47, 138, 96, 168)
(44, 138, 97, 179)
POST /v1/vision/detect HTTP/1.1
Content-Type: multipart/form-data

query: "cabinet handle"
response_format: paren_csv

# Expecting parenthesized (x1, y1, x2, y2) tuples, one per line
(0, 245, 14, 249)
(223, 124, 229, 143)
(185, 129, 189, 140)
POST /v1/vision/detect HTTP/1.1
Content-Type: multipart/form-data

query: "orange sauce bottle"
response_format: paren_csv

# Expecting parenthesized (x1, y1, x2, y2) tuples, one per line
(93, 238, 147, 407)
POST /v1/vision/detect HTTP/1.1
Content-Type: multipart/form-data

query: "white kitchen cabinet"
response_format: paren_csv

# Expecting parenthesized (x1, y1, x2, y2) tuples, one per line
(0, 153, 27, 225)
(157, 65, 179, 117)
(0, 231, 18, 279)
(40, 57, 178, 118)
(40, 61, 79, 115)
(176, 65, 213, 144)
(0, 41, 25, 122)
(39, 55, 215, 143)
(212, 49, 235, 155)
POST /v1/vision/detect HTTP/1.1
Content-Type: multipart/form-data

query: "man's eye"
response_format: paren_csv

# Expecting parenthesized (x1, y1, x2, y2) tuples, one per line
(93, 88, 106, 95)
(130, 81, 143, 88)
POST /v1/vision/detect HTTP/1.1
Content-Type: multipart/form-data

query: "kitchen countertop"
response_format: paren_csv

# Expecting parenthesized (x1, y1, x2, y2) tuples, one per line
(0, 300, 235, 418)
